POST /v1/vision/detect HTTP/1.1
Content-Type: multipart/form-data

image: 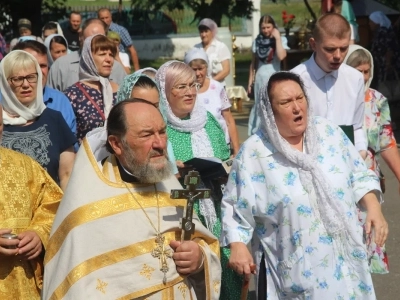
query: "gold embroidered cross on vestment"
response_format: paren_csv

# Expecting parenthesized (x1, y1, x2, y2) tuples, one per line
(151, 233, 173, 284)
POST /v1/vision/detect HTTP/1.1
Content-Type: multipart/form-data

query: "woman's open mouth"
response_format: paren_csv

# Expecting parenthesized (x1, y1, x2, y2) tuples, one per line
(294, 116, 303, 123)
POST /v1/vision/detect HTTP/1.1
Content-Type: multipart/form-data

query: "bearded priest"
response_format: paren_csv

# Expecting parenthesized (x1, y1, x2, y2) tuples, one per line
(42, 98, 221, 299)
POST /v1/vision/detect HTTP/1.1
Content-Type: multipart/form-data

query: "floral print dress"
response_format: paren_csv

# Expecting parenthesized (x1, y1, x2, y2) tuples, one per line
(221, 117, 381, 299)
(64, 83, 117, 145)
(360, 88, 394, 274)
(370, 26, 400, 84)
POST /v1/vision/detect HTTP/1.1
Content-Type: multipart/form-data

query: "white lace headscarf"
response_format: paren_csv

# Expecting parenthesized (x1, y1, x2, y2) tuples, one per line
(0, 50, 45, 125)
(258, 72, 360, 255)
(155, 60, 217, 230)
(79, 34, 114, 118)
(155, 60, 214, 157)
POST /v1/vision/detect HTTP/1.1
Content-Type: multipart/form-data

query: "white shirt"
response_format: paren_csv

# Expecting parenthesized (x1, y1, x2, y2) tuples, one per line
(119, 52, 130, 68)
(197, 79, 231, 143)
(291, 55, 367, 151)
(194, 39, 231, 86)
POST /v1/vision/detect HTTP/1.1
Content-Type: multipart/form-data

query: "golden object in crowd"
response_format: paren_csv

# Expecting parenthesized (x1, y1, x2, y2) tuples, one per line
(232, 34, 238, 86)
(297, 25, 307, 50)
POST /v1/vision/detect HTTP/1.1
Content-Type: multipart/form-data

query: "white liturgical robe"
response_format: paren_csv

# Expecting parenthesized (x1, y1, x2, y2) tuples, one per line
(42, 128, 221, 300)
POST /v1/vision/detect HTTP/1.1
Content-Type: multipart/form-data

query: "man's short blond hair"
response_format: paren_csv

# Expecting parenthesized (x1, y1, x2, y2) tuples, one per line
(313, 13, 351, 41)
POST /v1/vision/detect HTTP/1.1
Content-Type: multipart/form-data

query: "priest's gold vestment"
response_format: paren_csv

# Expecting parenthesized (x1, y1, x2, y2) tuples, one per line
(43, 129, 221, 300)
(0, 147, 62, 299)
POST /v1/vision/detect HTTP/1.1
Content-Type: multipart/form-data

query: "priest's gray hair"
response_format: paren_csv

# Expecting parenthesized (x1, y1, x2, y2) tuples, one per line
(105, 98, 160, 154)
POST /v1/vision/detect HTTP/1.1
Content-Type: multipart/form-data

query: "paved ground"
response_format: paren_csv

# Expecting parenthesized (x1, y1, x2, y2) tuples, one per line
(231, 101, 400, 299)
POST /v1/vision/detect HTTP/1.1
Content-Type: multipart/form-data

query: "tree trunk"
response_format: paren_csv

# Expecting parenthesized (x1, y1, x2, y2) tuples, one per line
(304, 0, 317, 21)
(210, 1, 224, 26)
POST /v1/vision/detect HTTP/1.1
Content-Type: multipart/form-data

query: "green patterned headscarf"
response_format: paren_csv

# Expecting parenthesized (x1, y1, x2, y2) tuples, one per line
(116, 71, 167, 121)
(341, 0, 359, 41)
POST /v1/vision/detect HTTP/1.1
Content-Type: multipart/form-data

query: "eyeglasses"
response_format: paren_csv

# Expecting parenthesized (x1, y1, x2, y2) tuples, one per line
(8, 73, 39, 87)
(173, 83, 200, 94)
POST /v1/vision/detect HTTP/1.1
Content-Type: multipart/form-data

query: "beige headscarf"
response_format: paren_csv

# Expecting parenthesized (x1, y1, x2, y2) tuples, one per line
(0, 50, 45, 125)
(343, 44, 374, 92)
(79, 34, 114, 118)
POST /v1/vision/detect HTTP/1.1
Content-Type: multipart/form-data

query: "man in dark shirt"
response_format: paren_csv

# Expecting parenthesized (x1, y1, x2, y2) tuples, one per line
(63, 11, 81, 52)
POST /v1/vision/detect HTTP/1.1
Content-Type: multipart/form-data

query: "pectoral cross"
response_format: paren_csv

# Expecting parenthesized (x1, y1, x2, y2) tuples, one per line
(151, 233, 173, 284)
(170, 171, 211, 241)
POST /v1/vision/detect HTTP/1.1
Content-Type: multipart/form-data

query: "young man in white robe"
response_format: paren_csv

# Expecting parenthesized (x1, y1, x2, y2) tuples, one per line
(291, 13, 367, 156)
(42, 99, 221, 299)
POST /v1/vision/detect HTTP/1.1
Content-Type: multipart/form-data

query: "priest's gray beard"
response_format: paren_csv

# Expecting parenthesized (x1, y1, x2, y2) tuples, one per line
(121, 139, 173, 183)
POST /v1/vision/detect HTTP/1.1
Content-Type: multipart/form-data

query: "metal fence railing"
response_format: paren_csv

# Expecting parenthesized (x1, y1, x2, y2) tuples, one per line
(66, 5, 248, 36)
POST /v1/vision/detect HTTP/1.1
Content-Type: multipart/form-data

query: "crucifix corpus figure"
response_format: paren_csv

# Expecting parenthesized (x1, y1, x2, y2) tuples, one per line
(170, 171, 211, 241)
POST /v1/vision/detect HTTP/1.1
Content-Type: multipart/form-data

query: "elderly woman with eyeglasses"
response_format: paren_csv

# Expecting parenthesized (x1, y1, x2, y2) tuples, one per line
(0, 50, 76, 190)
(155, 61, 243, 300)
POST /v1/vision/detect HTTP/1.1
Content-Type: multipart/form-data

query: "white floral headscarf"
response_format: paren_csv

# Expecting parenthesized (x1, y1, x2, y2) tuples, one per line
(258, 71, 361, 258)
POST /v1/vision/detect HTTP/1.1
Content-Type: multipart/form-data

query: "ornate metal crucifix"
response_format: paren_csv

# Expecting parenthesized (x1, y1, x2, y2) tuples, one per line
(151, 234, 173, 284)
(170, 171, 211, 241)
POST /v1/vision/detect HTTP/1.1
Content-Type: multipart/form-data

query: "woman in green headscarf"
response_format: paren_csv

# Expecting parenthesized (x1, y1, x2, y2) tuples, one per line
(116, 70, 179, 176)
(334, 0, 359, 44)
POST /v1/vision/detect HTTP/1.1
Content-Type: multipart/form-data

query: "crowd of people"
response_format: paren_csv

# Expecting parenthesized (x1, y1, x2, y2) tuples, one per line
(0, 5, 398, 300)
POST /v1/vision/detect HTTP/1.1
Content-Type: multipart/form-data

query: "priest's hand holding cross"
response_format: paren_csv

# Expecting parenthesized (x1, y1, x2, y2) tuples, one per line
(170, 171, 210, 275)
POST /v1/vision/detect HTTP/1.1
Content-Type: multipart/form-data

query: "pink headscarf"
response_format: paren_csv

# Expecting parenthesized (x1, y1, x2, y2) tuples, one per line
(198, 18, 218, 39)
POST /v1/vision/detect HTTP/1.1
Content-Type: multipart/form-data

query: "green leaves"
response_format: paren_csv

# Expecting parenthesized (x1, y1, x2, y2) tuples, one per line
(130, 0, 254, 26)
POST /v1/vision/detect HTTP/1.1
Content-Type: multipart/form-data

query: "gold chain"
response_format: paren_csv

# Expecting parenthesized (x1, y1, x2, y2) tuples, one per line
(123, 182, 172, 284)
(123, 182, 160, 233)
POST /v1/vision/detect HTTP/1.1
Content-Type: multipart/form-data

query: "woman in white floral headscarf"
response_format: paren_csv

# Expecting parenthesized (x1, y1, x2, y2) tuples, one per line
(64, 34, 119, 145)
(222, 71, 387, 299)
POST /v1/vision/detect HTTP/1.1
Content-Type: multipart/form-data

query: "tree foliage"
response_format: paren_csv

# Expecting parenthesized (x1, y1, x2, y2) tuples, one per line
(272, 0, 318, 21)
(130, 0, 255, 26)
(0, 0, 67, 39)
(378, 0, 400, 10)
